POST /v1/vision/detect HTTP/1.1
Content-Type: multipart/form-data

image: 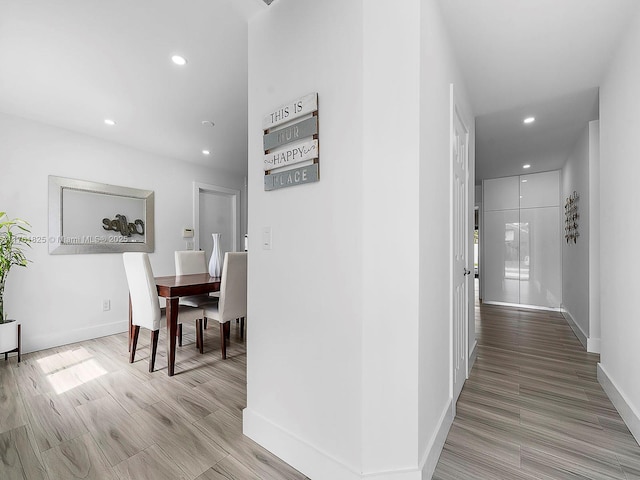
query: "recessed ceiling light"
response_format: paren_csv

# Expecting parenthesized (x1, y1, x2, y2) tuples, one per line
(201, 120, 215, 127)
(522, 179, 528, 183)
(104, 119, 116, 126)
(523, 117, 535, 124)
(202, 150, 211, 155)
(523, 164, 531, 169)
(171, 55, 187, 66)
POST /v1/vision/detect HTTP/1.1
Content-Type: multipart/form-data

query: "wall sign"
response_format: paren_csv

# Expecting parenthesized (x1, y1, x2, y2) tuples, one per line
(263, 116, 318, 151)
(264, 139, 318, 171)
(263, 92, 319, 191)
(102, 214, 145, 236)
(263, 93, 318, 130)
(265, 164, 319, 191)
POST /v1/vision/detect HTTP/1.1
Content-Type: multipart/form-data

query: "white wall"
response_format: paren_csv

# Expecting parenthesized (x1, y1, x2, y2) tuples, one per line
(561, 121, 600, 351)
(245, 1, 474, 479)
(0, 112, 246, 353)
(588, 121, 600, 353)
(598, 4, 640, 445)
(476, 185, 483, 302)
(245, 0, 365, 477)
(419, 1, 475, 477)
(362, 0, 421, 473)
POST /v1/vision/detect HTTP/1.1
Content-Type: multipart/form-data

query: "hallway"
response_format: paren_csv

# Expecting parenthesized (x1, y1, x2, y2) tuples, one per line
(433, 302, 640, 479)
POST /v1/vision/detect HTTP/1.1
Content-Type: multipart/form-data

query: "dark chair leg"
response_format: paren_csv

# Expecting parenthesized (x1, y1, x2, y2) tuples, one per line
(128, 295, 133, 352)
(219, 322, 228, 359)
(17, 324, 20, 363)
(149, 330, 159, 372)
(178, 324, 183, 347)
(4, 353, 6, 361)
(204, 318, 208, 329)
(196, 319, 204, 354)
(240, 317, 245, 339)
(129, 325, 140, 363)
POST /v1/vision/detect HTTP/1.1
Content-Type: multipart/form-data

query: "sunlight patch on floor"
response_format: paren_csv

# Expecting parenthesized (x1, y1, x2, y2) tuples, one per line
(37, 347, 108, 394)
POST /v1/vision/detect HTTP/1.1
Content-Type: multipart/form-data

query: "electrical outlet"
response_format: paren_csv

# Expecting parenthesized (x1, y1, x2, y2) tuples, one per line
(186, 241, 194, 250)
(102, 299, 111, 311)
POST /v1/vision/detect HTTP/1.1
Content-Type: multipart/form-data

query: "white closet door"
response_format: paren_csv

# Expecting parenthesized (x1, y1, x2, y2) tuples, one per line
(483, 176, 520, 211)
(520, 171, 560, 208)
(483, 209, 520, 304)
(519, 206, 562, 308)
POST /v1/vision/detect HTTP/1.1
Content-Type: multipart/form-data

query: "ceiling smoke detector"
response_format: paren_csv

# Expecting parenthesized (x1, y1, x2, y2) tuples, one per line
(263, 0, 275, 4)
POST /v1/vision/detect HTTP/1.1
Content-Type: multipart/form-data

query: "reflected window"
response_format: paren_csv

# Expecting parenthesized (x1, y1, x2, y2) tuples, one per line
(504, 223, 519, 279)
(519, 222, 530, 281)
(503, 222, 531, 281)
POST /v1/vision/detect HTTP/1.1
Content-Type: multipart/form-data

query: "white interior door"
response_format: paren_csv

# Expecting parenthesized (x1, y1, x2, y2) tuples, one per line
(193, 182, 240, 265)
(451, 87, 469, 404)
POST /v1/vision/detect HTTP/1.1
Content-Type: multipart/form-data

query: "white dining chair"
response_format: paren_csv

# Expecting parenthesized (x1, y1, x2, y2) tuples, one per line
(175, 250, 219, 337)
(203, 252, 247, 359)
(123, 252, 204, 372)
(174, 250, 220, 300)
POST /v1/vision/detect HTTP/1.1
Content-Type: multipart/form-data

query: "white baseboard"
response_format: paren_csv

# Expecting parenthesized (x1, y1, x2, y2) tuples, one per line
(560, 308, 587, 350)
(420, 400, 454, 479)
(560, 308, 600, 353)
(243, 407, 367, 480)
(587, 337, 601, 353)
(468, 340, 478, 372)
(244, 403, 454, 480)
(482, 300, 561, 312)
(24, 320, 128, 353)
(598, 363, 640, 446)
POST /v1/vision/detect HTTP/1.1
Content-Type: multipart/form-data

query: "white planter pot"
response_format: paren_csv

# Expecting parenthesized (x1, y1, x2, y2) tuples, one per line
(0, 319, 18, 353)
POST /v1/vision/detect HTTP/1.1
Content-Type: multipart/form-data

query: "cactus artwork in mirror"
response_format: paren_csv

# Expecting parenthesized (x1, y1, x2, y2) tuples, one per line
(0, 212, 31, 323)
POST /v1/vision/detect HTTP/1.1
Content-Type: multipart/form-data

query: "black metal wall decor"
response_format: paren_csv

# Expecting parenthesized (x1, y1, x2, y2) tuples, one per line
(565, 191, 579, 244)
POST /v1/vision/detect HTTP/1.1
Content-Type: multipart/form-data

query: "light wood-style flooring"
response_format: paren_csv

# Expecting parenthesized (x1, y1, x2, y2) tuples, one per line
(433, 297, 640, 479)
(4, 300, 640, 480)
(0, 321, 308, 480)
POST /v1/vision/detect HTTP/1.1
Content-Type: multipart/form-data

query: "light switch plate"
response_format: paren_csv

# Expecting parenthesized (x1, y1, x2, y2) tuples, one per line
(262, 227, 272, 250)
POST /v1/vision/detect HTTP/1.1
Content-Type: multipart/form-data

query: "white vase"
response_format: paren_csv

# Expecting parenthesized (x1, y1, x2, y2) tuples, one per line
(208, 233, 223, 277)
(0, 319, 18, 353)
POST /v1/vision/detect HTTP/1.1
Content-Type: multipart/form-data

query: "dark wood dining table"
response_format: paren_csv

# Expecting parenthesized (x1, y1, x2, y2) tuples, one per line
(128, 273, 220, 376)
(156, 273, 220, 376)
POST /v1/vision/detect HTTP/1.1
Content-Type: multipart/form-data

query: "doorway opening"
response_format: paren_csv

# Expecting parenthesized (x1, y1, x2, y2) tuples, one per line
(193, 182, 241, 264)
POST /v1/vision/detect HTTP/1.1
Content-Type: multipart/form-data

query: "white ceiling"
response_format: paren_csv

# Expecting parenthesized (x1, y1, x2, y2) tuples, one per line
(436, 0, 640, 183)
(2, 1, 639, 182)
(475, 88, 599, 181)
(0, 0, 266, 176)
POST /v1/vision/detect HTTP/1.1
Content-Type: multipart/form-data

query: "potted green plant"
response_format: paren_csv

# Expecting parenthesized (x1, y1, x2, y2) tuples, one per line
(0, 212, 30, 354)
